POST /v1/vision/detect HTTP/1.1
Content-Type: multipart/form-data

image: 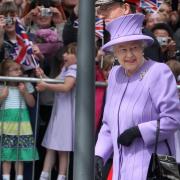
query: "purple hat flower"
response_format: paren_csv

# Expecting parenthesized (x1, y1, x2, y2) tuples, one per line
(102, 13, 154, 52)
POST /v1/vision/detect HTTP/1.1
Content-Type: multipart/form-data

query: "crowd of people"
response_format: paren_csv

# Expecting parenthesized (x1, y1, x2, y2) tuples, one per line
(0, 0, 180, 180)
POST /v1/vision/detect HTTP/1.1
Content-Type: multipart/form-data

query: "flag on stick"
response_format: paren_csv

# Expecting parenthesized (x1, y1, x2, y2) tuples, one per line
(15, 18, 39, 70)
(74, 17, 104, 39)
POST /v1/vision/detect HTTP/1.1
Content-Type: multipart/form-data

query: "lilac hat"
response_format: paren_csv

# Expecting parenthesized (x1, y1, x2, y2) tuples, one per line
(95, 0, 139, 6)
(95, 0, 114, 6)
(102, 13, 154, 52)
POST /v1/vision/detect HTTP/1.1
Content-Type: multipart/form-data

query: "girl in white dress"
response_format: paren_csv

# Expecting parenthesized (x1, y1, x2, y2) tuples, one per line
(36, 42, 77, 180)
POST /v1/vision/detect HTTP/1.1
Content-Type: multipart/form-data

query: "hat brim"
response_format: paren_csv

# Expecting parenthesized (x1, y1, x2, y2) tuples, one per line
(102, 35, 154, 52)
(95, 1, 114, 6)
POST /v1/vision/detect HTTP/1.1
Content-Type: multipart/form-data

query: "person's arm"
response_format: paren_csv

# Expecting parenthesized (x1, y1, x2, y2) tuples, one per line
(18, 83, 35, 107)
(95, 121, 113, 162)
(0, 86, 8, 101)
(50, 6, 65, 25)
(138, 63, 180, 147)
(21, 6, 40, 26)
(34, 67, 48, 79)
(36, 76, 76, 92)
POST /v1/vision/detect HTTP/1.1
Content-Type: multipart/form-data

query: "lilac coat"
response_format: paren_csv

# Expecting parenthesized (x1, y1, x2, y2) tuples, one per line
(95, 60, 180, 180)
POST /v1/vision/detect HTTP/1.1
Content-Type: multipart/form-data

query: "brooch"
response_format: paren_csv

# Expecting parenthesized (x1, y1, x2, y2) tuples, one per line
(139, 70, 147, 81)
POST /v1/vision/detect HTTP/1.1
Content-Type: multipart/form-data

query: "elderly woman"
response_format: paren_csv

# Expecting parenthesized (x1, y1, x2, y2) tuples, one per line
(95, 13, 180, 180)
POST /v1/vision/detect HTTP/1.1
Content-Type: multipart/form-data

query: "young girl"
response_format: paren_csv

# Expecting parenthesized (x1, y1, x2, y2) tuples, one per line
(0, 60, 39, 180)
(36, 42, 77, 180)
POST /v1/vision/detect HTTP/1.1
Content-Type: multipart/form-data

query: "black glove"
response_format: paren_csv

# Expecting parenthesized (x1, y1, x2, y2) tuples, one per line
(117, 126, 141, 146)
(95, 155, 104, 180)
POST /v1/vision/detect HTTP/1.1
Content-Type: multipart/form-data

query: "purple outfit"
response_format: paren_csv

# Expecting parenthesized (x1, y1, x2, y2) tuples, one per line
(95, 60, 180, 180)
(42, 64, 77, 151)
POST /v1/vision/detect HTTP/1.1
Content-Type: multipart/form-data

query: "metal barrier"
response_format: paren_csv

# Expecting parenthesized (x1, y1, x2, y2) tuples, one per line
(0, 76, 108, 87)
(0, 76, 179, 89)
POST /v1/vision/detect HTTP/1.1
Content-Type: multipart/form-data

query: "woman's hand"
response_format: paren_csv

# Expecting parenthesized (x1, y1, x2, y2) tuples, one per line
(29, 6, 41, 17)
(22, 6, 41, 25)
(117, 126, 141, 146)
(95, 156, 104, 180)
(50, 7, 65, 24)
(167, 39, 176, 52)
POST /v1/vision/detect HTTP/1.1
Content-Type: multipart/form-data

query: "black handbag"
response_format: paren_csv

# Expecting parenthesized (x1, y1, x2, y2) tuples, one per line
(147, 120, 180, 180)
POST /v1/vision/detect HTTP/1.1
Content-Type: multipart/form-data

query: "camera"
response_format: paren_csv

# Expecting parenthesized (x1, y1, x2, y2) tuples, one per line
(176, 50, 180, 61)
(156, 37, 169, 46)
(40, 8, 53, 17)
(4, 16, 14, 25)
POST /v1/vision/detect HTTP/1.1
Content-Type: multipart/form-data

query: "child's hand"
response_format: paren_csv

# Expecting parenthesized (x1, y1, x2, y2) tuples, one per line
(34, 67, 45, 78)
(32, 44, 44, 60)
(33, 44, 41, 54)
(96, 49, 105, 62)
(0, 86, 9, 99)
(36, 81, 48, 92)
(18, 83, 27, 95)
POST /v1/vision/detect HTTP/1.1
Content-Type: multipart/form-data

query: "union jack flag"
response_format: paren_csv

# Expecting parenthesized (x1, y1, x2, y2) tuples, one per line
(95, 18, 104, 39)
(15, 18, 38, 70)
(157, 0, 163, 7)
(140, 0, 158, 13)
(73, 17, 104, 39)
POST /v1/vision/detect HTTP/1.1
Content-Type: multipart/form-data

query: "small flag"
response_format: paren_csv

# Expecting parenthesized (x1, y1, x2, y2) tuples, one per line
(95, 17, 104, 39)
(157, 0, 163, 7)
(140, 0, 158, 13)
(73, 17, 104, 39)
(15, 18, 39, 70)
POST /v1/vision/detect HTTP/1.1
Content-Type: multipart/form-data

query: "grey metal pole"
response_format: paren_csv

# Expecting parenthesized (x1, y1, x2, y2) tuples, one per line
(73, 0, 95, 179)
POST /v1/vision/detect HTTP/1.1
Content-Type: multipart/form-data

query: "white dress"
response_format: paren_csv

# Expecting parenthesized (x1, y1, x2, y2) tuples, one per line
(42, 64, 77, 151)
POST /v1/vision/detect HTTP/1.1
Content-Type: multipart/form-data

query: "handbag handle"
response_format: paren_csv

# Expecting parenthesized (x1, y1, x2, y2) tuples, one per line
(154, 119, 172, 155)
(154, 119, 160, 154)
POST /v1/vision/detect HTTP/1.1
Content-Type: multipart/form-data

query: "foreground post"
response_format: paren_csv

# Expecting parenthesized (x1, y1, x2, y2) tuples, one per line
(73, 0, 95, 180)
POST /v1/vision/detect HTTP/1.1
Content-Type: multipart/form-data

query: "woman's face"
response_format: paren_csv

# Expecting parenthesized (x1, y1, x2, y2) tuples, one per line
(3, 14, 16, 33)
(158, 3, 172, 22)
(153, 29, 170, 52)
(63, 52, 77, 67)
(114, 41, 144, 76)
(145, 12, 166, 30)
(153, 29, 169, 38)
(35, 15, 52, 28)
